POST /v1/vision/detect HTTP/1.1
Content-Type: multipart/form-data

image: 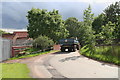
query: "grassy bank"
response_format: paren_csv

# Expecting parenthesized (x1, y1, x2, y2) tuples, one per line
(10, 49, 59, 60)
(80, 45, 120, 65)
(2, 63, 30, 78)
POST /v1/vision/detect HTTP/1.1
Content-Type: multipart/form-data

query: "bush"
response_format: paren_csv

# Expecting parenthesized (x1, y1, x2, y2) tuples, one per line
(33, 35, 54, 50)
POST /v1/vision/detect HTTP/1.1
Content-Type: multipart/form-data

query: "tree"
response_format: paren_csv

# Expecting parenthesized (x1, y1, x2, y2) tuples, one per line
(82, 5, 95, 53)
(77, 21, 87, 46)
(27, 8, 69, 42)
(92, 13, 105, 34)
(104, 1, 120, 24)
(65, 17, 80, 38)
(83, 5, 95, 44)
(83, 5, 94, 26)
(100, 21, 115, 44)
(104, 1, 120, 39)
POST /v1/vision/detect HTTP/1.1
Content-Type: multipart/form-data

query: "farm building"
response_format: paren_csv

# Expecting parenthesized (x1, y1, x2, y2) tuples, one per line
(1, 31, 33, 60)
(2, 31, 33, 46)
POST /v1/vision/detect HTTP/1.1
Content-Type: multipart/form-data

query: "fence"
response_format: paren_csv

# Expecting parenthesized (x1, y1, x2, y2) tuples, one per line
(95, 44, 120, 58)
(1, 38, 12, 61)
(14, 39, 33, 46)
(12, 46, 32, 57)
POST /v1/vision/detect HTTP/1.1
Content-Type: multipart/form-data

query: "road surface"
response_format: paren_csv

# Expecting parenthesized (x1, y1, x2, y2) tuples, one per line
(20, 51, 119, 79)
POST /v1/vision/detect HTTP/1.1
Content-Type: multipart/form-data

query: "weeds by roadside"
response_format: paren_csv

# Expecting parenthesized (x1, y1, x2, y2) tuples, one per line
(80, 45, 120, 66)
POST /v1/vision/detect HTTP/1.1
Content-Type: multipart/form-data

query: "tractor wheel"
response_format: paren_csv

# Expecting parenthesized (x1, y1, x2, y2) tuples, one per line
(68, 47, 72, 52)
(77, 45, 80, 50)
(61, 47, 65, 52)
(72, 46, 76, 52)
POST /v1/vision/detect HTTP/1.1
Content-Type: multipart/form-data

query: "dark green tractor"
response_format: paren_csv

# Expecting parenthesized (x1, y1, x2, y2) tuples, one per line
(59, 38, 80, 52)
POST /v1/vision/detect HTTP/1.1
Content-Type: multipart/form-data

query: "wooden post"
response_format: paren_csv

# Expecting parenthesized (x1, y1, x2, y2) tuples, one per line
(12, 47, 15, 57)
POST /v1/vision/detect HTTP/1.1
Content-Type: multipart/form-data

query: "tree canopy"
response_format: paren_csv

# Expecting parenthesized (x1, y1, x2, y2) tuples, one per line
(65, 17, 80, 38)
(104, 1, 120, 24)
(104, 1, 120, 39)
(92, 13, 105, 34)
(82, 5, 95, 52)
(27, 8, 69, 42)
(92, 1, 120, 39)
(26, 1, 120, 46)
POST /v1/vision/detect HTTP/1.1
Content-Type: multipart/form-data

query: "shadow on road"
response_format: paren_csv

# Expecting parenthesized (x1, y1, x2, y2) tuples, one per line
(100, 62, 119, 67)
(59, 55, 84, 62)
(52, 51, 71, 55)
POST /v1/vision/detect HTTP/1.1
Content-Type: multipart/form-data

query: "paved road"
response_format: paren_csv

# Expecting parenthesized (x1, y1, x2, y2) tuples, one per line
(25, 51, 118, 78)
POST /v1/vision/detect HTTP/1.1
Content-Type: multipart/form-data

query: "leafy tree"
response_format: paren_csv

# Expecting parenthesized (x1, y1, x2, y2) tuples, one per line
(82, 5, 95, 53)
(27, 8, 69, 42)
(104, 1, 120, 39)
(77, 22, 88, 46)
(83, 5, 95, 44)
(100, 21, 115, 44)
(83, 5, 94, 26)
(104, 1, 120, 24)
(65, 17, 80, 38)
(33, 35, 54, 50)
(92, 13, 105, 34)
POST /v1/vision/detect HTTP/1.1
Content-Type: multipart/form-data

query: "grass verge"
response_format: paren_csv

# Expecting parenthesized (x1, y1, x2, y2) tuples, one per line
(2, 63, 30, 78)
(80, 45, 120, 66)
(9, 50, 59, 60)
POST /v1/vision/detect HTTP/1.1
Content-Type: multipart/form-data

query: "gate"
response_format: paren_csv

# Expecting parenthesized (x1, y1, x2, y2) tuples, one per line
(1, 38, 12, 61)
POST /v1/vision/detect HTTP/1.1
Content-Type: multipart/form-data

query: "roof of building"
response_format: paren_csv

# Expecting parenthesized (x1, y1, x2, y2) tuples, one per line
(2, 31, 29, 39)
(13, 31, 28, 38)
(2, 33, 15, 40)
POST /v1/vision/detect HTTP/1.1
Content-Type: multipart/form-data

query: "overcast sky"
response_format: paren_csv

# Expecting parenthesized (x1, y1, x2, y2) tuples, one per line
(1, 0, 119, 29)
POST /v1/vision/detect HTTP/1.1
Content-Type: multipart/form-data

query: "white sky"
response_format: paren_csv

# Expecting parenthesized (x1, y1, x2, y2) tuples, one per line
(1, 0, 119, 3)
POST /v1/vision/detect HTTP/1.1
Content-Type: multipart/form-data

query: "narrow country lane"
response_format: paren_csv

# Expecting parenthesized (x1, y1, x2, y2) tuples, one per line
(20, 51, 118, 79)
(49, 51, 118, 78)
(5, 51, 119, 79)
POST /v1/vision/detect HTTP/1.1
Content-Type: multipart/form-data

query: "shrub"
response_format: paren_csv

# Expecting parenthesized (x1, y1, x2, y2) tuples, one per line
(33, 35, 54, 50)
